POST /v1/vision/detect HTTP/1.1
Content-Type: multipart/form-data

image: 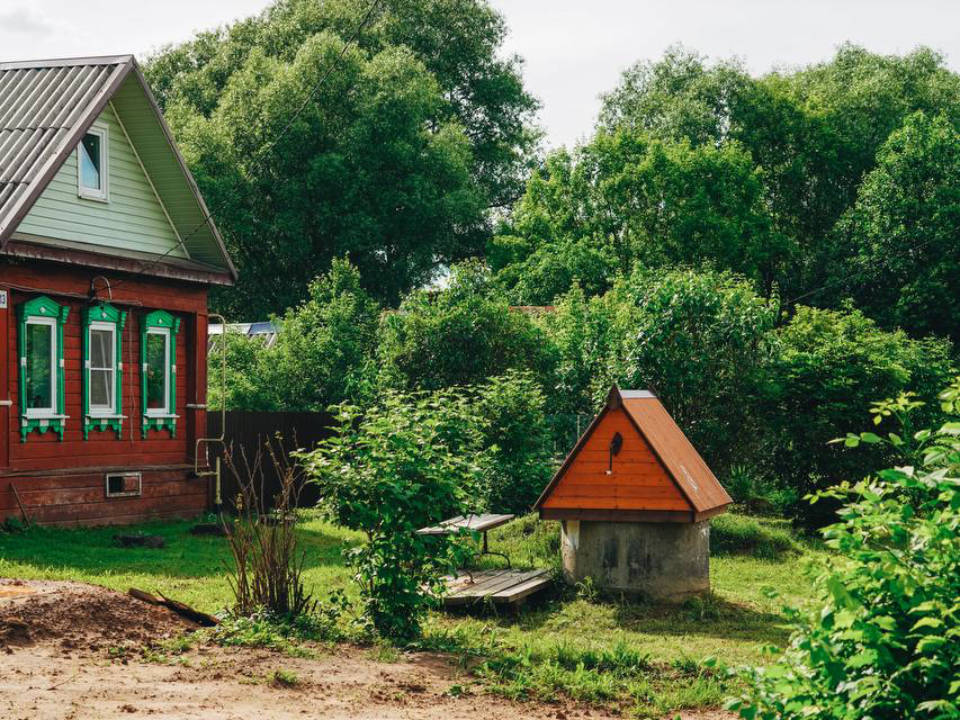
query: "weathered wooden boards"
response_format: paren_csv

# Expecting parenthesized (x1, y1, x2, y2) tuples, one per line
(441, 569, 551, 608)
(128, 587, 219, 626)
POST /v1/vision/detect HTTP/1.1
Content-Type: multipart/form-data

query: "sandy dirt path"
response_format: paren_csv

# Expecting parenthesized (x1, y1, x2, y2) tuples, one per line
(0, 579, 734, 720)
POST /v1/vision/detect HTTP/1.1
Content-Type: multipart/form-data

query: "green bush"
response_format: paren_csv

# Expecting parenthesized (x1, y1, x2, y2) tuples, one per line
(730, 378, 960, 719)
(211, 259, 379, 411)
(299, 391, 482, 639)
(769, 305, 954, 526)
(378, 261, 556, 392)
(723, 465, 796, 516)
(544, 267, 779, 469)
(612, 268, 779, 477)
(542, 281, 623, 417)
(491, 236, 618, 306)
(473, 371, 556, 514)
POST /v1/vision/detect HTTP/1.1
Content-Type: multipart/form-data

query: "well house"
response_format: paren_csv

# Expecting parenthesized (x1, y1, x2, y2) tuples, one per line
(535, 386, 732, 600)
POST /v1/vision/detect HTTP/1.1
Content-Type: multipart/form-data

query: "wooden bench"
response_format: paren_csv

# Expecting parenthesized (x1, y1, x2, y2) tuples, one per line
(417, 513, 515, 566)
(417, 514, 552, 609)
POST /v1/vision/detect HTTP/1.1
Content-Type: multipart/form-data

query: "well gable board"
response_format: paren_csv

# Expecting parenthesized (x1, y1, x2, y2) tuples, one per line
(15, 104, 187, 260)
(542, 407, 692, 512)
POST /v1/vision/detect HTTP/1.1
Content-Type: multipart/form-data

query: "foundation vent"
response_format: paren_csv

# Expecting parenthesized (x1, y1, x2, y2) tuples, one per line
(105, 472, 141, 498)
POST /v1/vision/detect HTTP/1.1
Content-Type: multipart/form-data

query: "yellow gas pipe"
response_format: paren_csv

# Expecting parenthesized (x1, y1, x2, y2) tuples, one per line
(194, 313, 227, 512)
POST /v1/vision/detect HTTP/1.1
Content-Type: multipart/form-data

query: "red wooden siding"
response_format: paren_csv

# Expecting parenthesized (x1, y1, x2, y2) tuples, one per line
(0, 259, 211, 525)
(541, 407, 692, 513)
(0, 468, 207, 525)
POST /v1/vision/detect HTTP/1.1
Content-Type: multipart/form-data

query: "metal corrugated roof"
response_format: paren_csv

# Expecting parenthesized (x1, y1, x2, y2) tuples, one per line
(0, 57, 131, 242)
(534, 385, 732, 516)
(0, 55, 236, 283)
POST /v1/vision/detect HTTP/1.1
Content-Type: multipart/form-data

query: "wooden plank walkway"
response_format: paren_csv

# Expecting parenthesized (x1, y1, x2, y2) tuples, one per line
(441, 568, 552, 608)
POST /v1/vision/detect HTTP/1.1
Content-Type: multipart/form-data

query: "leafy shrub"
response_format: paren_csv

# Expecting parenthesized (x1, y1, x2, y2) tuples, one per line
(210, 259, 380, 412)
(612, 268, 779, 477)
(543, 281, 622, 417)
(492, 236, 618, 306)
(770, 305, 954, 526)
(723, 466, 797, 516)
(378, 261, 556, 392)
(472, 371, 556, 513)
(299, 391, 482, 640)
(730, 379, 960, 719)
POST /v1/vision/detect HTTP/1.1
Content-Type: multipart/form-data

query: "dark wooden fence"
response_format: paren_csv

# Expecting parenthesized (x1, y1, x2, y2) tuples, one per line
(207, 411, 336, 510)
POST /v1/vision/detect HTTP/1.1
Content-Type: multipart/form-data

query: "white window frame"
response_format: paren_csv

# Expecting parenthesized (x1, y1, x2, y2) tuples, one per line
(144, 327, 171, 417)
(87, 321, 117, 417)
(77, 126, 109, 202)
(24, 316, 57, 418)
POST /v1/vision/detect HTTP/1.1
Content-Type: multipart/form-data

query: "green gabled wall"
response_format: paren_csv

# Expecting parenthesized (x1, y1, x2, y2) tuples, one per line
(17, 104, 188, 260)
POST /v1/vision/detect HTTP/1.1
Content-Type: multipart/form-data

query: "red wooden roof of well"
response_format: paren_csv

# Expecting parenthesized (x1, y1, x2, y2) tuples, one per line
(534, 386, 732, 516)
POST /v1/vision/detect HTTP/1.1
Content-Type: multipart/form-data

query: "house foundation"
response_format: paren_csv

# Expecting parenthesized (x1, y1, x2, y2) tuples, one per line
(560, 519, 711, 601)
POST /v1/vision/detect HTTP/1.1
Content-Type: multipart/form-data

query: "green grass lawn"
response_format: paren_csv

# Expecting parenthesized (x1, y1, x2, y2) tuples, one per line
(0, 511, 823, 716)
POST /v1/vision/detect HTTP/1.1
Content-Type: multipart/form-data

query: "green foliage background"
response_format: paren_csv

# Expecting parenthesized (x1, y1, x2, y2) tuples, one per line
(158, 2, 960, 527)
(146, 0, 538, 317)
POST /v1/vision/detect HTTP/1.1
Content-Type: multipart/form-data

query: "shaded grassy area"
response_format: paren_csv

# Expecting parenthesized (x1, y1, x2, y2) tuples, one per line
(0, 511, 822, 716)
(0, 516, 362, 612)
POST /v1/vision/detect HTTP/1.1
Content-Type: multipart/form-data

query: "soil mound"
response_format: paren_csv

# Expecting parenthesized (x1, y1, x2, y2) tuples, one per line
(0, 579, 195, 651)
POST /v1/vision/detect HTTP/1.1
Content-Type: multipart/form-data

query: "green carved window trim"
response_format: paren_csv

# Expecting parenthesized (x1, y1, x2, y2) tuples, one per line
(18, 296, 69, 442)
(82, 303, 127, 439)
(141, 309, 180, 438)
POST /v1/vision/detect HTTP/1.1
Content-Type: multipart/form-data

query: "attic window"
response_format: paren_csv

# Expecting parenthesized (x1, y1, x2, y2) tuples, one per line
(78, 128, 108, 200)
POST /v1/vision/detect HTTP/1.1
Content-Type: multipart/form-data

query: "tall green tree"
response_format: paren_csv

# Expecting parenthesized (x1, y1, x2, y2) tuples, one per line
(838, 111, 960, 341)
(146, 0, 538, 316)
(492, 129, 780, 303)
(595, 44, 960, 306)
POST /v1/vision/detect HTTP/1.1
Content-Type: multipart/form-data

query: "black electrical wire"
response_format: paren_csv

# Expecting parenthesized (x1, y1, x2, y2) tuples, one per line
(784, 234, 940, 308)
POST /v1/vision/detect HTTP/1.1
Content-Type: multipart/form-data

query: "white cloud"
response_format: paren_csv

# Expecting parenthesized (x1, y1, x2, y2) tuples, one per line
(491, 0, 960, 148)
(1, 0, 957, 149)
(0, 6, 55, 37)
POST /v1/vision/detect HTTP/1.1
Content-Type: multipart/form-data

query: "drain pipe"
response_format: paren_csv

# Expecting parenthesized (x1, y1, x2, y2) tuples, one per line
(194, 313, 227, 513)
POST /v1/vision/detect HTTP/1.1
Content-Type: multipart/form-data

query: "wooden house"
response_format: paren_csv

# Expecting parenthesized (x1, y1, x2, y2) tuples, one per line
(0, 55, 235, 525)
(534, 386, 732, 600)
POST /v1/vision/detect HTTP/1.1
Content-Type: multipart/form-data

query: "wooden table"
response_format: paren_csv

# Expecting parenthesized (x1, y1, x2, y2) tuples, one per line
(417, 513, 515, 566)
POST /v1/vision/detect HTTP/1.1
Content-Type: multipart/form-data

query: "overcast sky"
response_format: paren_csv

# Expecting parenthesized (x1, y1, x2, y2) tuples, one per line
(2, 1, 958, 148)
